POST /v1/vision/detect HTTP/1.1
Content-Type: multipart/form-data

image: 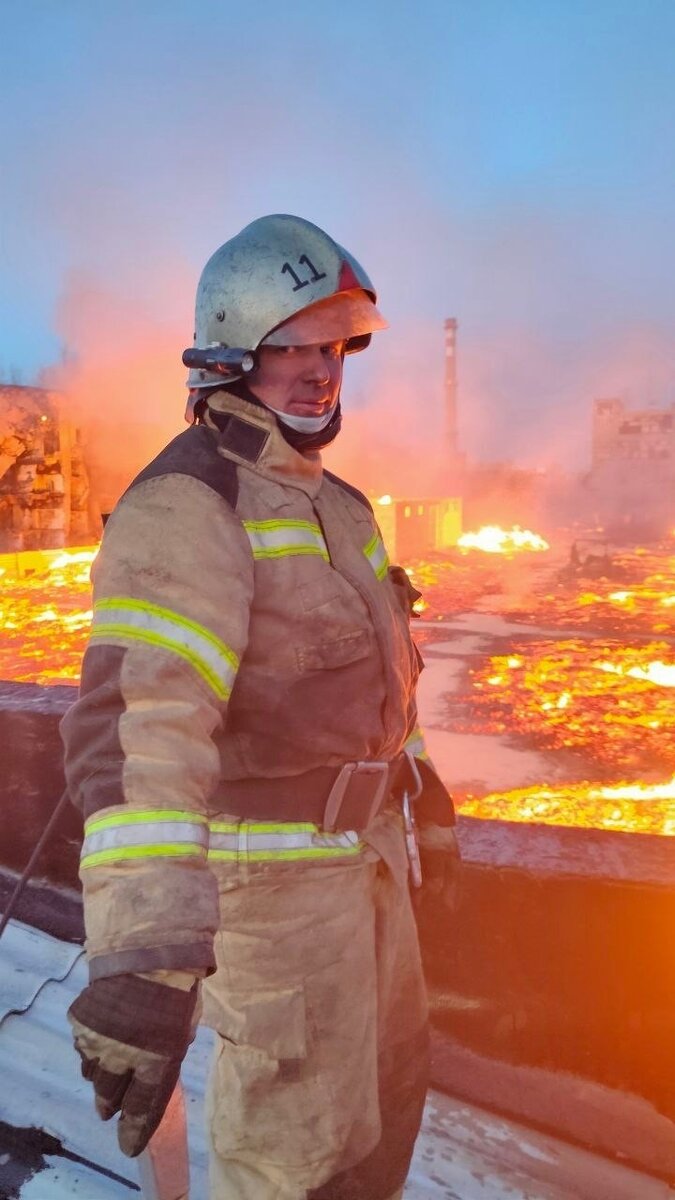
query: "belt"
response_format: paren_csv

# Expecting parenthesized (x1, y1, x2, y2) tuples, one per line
(219, 752, 422, 835)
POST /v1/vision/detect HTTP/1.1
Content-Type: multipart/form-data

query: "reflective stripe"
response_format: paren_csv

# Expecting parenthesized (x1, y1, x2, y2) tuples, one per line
(363, 531, 389, 580)
(81, 808, 209, 869)
(243, 519, 329, 561)
(90, 597, 239, 700)
(404, 726, 430, 761)
(209, 820, 363, 862)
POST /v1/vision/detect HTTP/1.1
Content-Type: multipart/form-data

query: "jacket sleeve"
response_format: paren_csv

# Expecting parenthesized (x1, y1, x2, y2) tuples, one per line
(60, 472, 253, 981)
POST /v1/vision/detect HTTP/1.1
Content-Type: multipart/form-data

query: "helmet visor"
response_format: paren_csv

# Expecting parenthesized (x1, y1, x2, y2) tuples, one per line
(262, 290, 387, 350)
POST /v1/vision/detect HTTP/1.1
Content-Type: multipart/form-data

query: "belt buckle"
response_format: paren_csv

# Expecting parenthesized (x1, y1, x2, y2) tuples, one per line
(323, 761, 389, 833)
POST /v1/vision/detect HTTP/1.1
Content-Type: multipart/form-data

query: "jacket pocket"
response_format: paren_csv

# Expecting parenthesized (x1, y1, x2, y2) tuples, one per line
(296, 627, 371, 672)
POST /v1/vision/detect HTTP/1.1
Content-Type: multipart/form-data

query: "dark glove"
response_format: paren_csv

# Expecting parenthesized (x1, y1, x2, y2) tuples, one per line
(415, 825, 462, 912)
(68, 972, 198, 1157)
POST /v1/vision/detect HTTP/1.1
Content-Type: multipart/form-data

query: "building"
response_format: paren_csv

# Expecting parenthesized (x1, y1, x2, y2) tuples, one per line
(373, 494, 462, 561)
(589, 397, 675, 537)
(0, 385, 98, 551)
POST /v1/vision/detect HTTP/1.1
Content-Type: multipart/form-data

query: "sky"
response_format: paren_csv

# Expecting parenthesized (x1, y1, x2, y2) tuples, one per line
(2, 0, 675, 488)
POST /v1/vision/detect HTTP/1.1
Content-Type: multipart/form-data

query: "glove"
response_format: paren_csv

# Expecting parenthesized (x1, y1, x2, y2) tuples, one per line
(68, 972, 198, 1157)
(415, 824, 462, 912)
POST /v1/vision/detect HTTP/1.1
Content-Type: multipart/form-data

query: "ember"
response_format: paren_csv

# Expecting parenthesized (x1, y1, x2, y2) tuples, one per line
(0, 546, 96, 684)
(459, 777, 675, 836)
(463, 639, 675, 774)
(522, 544, 675, 635)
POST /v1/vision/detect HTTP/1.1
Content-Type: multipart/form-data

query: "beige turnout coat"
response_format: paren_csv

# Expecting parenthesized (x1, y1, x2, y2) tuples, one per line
(61, 391, 428, 982)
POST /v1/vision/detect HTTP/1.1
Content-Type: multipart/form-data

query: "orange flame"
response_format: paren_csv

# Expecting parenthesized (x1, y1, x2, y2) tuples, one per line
(457, 524, 550, 555)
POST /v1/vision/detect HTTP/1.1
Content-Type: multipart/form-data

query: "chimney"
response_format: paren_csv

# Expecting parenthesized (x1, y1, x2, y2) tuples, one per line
(444, 317, 458, 462)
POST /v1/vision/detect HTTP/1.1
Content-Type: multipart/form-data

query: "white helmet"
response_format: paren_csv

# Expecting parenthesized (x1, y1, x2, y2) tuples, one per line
(184, 214, 387, 397)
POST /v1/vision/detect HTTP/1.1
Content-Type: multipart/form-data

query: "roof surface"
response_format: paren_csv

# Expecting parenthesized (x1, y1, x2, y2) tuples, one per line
(0, 919, 672, 1200)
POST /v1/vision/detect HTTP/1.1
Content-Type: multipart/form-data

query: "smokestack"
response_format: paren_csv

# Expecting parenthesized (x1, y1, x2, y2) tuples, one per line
(444, 317, 458, 461)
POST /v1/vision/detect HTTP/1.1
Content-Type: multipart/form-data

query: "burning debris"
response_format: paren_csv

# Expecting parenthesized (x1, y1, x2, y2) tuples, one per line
(0, 385, 100, 553)
(457, 524, 550, 554)
(459, 777, 675, 836)
(521, 543, 675, 635)
(1, 528, 674, 836)
(463, 639, 675, 775)
(0, 546, 95, 684)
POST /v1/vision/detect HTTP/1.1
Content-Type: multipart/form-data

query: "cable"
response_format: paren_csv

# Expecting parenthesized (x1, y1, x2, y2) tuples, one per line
(0, 790, 73, 941)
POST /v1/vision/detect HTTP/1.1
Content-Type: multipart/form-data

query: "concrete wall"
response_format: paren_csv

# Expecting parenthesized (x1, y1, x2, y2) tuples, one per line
(1, 680, 673, 1177)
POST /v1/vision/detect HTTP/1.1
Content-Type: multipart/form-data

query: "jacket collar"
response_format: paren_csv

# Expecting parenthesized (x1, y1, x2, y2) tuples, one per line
(204, 389, 323, 498)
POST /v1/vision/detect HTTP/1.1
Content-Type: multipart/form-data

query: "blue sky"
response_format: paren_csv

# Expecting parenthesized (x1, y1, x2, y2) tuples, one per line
(2, 0, 675, 468)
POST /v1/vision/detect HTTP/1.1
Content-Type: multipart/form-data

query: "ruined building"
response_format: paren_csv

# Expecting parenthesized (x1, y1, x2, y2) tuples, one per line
(0, 385, 99, 551)
(589, 397, 675, 537)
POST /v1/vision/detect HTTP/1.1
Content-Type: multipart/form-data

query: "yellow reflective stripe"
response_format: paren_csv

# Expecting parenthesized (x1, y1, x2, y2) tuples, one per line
(243, 519, 321, 532)
(95, 598, 238, 667)
(209, 821, 315, 835)
(91, 597, 239, 701)
(85, 808, 208, 834)
(81, 810, 210, 869)
(362, 531, 389, 581)
(243, 519, 329, 561)
(208, 845, 363, 862)
(208, 821, 363, 862)
(81, 842, 206, 869)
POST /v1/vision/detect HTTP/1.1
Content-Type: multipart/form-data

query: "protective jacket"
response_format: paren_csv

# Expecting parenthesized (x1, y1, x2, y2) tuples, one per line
(61, 390, 452, 983)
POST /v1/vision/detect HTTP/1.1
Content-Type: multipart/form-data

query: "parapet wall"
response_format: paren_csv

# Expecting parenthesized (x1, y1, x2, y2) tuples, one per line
(1, 679, 673, 1179)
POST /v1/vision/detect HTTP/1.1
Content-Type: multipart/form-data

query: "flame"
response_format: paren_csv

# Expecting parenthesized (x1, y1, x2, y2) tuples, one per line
(458, 777, 675, 836)
(0, 545, 97, 684)
(3, 536, 675, 837)
(458, 524, 550, 555)
(376, 494, 393, 505)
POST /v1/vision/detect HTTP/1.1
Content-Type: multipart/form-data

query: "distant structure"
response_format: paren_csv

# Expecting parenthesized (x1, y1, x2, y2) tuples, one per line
(444, 318, 465, 490)
(372, 494, 462, 562)
(0, 385, 99, 551)
(589, 397, 675, 537)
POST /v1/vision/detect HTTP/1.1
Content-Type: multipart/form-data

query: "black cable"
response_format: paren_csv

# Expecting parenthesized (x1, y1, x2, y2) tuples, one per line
(0, 790, 73, 941)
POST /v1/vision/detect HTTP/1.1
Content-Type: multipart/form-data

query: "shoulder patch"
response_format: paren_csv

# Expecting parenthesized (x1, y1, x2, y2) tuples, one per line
(322, 469, 373, 513)
(125, 425, 239, 508)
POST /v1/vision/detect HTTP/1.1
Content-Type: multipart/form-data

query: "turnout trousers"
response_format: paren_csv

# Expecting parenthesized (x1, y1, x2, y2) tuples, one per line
(202, 812, 429, 1200)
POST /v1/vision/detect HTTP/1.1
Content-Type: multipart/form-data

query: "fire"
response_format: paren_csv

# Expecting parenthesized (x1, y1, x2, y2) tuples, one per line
(0, 545, 96, 684)
(458, 524, 550, 555)
(459, 777, 675, 836)
(462, 639, 675, 774)
(525, 545, 675, 635)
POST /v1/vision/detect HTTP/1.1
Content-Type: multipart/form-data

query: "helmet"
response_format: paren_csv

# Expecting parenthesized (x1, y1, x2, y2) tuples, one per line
(185, 214, 387, 393)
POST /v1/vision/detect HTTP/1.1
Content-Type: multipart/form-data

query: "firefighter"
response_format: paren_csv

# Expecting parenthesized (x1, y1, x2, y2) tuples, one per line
(61, 214, 459, 1200)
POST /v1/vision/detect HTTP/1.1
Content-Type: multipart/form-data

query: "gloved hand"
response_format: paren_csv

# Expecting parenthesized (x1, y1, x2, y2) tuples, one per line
(415, 824, 462, 912)
(68, 972, 198, 1157)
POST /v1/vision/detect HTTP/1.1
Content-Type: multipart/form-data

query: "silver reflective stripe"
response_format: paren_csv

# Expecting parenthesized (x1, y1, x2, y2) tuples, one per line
(363, 531, 389, 580)
(91, 597, 239, 701)
(243, 519, 329, 561)
(81, 809, 209, 869)
(209, 820, 362, 862)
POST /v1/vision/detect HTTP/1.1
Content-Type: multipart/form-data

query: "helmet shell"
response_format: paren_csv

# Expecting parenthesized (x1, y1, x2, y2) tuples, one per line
(188, 214, 385, 389)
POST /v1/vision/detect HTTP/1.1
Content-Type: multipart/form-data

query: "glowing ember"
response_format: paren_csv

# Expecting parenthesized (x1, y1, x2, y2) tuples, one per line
(458, 777, 675, 837)
(523, 546, 675, 635)
(462, 639, 675, 775)
(458, 525, 550, 555)
(0, 545, 97, 684)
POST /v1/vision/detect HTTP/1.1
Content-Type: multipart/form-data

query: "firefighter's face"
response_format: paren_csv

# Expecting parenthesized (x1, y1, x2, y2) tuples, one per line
(249, 342, 344, 416)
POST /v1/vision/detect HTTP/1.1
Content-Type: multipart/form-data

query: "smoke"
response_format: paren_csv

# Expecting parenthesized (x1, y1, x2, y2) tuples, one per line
(41, 271, 192, 512)
(11, 7, 675, 510)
